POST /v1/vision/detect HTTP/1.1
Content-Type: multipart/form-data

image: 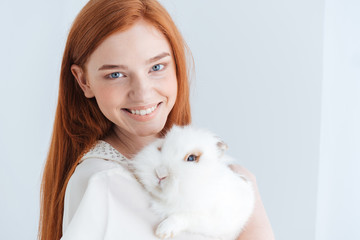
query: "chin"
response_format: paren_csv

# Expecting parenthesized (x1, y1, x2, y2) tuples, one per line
(133, 122, 166, 138)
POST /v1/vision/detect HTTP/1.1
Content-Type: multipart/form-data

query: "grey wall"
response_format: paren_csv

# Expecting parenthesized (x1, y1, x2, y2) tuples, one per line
(0, 0, 358, 240)
(160, 1, 324, 239)
(0, 0, 88, 238)
(316, 0, 360, 239)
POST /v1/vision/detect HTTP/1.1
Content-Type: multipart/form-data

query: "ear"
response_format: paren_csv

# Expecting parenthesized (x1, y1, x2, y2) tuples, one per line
(71, 64, 95, 98)
(155, 138, 165, 152)
(216, 139, 228, 157)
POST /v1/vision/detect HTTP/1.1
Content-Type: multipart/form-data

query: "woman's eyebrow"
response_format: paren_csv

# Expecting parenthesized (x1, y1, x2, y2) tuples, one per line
(98, 52, 171, 71)
(146, 52, 171, 64)
(98, 64, 128, 71)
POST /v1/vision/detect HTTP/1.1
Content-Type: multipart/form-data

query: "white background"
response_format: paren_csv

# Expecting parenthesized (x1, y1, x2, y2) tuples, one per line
(0, 0, 359, 239)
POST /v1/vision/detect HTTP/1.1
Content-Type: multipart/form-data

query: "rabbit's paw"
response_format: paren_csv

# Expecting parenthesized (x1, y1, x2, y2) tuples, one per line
(155, 216, 185, 239)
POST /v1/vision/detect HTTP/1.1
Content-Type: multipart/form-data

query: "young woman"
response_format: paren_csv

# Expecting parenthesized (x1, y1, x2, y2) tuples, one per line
(39, 0, 275, 239)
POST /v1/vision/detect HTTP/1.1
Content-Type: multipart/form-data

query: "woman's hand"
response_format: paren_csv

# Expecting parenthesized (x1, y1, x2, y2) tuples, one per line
(229, 164, 276, 240)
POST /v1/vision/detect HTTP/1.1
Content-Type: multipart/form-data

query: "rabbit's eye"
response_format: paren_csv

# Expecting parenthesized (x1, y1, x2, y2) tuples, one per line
(187, 154, 197, 162)
(184, 151, 202, 163)
(185, 154, 201, 162)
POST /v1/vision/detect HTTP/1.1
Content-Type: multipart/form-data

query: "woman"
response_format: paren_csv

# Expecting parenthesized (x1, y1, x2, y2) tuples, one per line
(39, 0, 275, 239)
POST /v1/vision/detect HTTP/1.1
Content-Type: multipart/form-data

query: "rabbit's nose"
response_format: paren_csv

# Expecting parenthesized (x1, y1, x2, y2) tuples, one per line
(155, 166, 168, 181)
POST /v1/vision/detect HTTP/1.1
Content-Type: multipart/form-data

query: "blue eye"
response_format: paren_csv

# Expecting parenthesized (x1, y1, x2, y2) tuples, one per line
(186, 154, 197, 162)
(152, 64, 164, 72)
(108, 72, 123, 79)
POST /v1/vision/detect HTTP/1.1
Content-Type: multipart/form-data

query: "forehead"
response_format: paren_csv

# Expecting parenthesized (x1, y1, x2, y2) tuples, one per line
(86, 20, 172, 67)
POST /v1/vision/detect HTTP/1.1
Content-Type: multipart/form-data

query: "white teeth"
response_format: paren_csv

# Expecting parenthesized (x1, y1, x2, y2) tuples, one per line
(129, 105, 158, 116)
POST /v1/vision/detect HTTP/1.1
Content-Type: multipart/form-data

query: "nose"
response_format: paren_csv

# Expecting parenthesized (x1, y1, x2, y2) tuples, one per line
(128, 73, 152, 101)
(155, 166, 169, 184)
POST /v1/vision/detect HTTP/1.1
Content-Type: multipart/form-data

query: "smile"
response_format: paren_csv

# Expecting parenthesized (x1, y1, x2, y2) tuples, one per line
(125, 103, 160, 116)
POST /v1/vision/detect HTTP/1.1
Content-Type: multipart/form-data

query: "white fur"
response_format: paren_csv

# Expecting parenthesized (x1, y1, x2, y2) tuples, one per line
(130, 125, 255, 240)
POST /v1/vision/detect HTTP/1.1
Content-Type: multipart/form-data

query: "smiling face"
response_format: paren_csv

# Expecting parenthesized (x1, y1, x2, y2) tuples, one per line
(72, 20, 178, 139)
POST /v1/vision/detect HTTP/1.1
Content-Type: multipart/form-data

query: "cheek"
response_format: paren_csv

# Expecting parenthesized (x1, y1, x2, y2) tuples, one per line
(168, 77, 178, 103)
(164, 71, 178, 104)
(93, 84, 127, 111)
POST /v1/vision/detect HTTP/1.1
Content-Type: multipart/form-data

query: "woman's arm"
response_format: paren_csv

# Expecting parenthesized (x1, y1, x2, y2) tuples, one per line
(229, 164, 275, 240)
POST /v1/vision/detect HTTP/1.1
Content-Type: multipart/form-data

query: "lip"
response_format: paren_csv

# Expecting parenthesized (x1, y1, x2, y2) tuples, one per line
(125, 103, 159, 111)
(122, 102, 162, 122)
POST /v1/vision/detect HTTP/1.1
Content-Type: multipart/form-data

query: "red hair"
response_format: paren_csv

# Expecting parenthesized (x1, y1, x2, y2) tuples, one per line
(39, 0, 192, 239)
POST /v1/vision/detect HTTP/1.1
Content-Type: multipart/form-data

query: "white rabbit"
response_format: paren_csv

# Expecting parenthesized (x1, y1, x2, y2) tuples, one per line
(130, 125, 255, 240)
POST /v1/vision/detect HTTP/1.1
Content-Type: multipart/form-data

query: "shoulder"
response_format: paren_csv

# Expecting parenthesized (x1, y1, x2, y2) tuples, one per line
(67, 140, 130, 193)
(62, 158, 124, 229)
(66, 138, 131, 201)
(228, 164, 257, 184)
(67, 157, 125, 198)
(62, 140, 132, 232)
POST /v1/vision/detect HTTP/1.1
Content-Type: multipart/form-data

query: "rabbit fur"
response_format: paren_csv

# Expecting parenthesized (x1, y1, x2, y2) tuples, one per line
(130, 125, 255, 240)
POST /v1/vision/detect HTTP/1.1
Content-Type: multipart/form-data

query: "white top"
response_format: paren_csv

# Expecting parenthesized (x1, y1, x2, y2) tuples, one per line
(61, 140, 213, 240)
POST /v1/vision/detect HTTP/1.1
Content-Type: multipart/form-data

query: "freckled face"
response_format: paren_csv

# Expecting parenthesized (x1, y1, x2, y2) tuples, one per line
(84, 20, 177, 138)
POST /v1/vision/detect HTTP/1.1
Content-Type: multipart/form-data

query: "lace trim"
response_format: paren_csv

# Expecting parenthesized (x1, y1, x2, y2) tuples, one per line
(79, 140, 128, 165)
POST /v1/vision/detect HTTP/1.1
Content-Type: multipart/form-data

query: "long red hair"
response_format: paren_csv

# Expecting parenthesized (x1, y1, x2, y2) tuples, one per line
(39, 0, 191, 239)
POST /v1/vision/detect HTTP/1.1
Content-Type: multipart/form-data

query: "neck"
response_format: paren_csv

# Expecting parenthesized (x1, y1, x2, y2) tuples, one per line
(103, 126, 158, 159)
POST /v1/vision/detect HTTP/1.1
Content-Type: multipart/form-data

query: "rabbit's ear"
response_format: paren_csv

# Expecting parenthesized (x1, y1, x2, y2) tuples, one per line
(153, 138, 165, 152)
(216, 140, 228, 157)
